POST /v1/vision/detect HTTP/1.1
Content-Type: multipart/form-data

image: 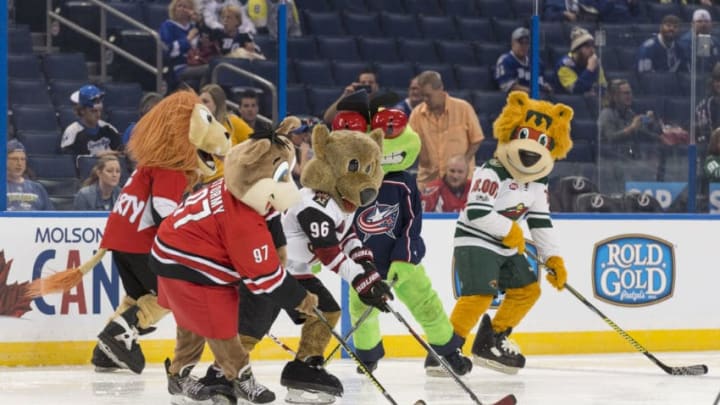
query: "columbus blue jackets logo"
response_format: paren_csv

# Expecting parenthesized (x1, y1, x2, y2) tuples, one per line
(592, 234, 675, 307)
(356, 203, 400, 242)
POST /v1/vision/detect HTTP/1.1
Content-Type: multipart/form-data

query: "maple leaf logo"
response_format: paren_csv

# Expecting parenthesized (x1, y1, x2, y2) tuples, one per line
(0, 250, 33, 318)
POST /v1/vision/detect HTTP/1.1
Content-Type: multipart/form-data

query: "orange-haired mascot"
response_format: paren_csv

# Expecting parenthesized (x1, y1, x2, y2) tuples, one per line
(28, 90, 230, 374)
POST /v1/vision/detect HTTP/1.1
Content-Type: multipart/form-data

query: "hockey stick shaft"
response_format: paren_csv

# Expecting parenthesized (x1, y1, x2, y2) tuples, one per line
(324, 278, 399, 364)
(384, 301, 484, 405)
(526, 251, 707, 376)
(266, 332, 297, 357)
(313, 308, 399, 405)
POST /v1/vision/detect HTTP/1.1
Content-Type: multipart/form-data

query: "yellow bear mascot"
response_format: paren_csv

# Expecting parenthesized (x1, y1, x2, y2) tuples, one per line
(448, 91, 573, 375)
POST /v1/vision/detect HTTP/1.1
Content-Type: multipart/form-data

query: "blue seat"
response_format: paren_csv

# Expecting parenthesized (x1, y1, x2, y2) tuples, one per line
(316, 36, 361, 61)
(471, 91, 507, 121)
(49, 80, 87, 107)
(107, 108, 138, 135)
(303, 11, 345, 36)
(638, 72, 683, 97)
(295, 0, 329, 12)
(474, 42, 506, 66)
(398, 38, 439, 63)
(570, 118, 598, 144)
(663, 98, 691, 127)
(380, 12, 421, 39)
(57, 105, 79, 130)
(43, 53, 89, 82)
(58, 1, 101, 60)
(331, 0, 367, 12)
(12, 105, 59, 132)
(294, 60, 335, 86)
(538, 22, 566, 46)
(605, 70, 639, 93)
(552, 94, 592, 120)
(306, 86, 343, 117)
(16, 130, 62, 155)
(476, 0, 515, 18)
(405, 0, 443, 15)
(109, 30, 158, 91)
(632, 96, 664, 118)
(287, 36, 319, 60)
(373, 62, 416, 88)
(564, 140, 596, 162)
(645, 3, 683, 24)
(456, 17, 495, 42)
(106, 1, 145, 33)
(415, 63, 457, 89)
(418, 15, 459, 40)
(450, 89, 473, 104)
(37, 178, 80, 198)
(77, 155, 131, 186)
(253, 35, 277, 60)
(512, 0, 534, 19)
(246, 60, 290, 84)
(27, 154, 77, 178)
(210, 58, 253, 89)
(493, 19, 523, 44)
(8, 27, 34, 55)
(455, 65, 494, 90)
(332, 61, 373, 86)
(8, 54, 43, 80)
(102, 82, 144, 110)
(343, 11, 383, 37)
(444, 0, 479, 17)
(287, 85, 310, 116)
(436, 40, 477, 65)
(614, 46, 638, 71)
(357, 37, 400, 62)
(475, 140, 498, 164)
(9, 80, 52, 108)
(142, 3, 168, 30)
(366, 0, 406, 13)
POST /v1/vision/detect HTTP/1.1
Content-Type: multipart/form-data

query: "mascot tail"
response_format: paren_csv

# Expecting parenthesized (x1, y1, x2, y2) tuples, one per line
(26, 248, 108, 298)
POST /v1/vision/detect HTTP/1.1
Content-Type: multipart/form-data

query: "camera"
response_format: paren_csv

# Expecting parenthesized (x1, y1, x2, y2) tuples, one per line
(353, 84, 372, 93)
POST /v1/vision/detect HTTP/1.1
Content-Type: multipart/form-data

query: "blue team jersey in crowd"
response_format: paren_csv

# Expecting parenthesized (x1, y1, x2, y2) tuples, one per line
(637, 34, 682, 73)
(495, 51, 546, 92)
(6, 180, 53, 211)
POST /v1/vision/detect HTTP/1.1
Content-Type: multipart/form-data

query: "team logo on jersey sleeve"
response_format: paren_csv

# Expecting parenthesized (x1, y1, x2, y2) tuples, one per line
(312, 191, 331, 207)
(356, 203, 400, 242)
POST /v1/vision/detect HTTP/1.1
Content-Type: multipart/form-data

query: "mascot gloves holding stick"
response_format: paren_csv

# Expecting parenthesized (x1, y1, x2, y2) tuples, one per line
(449, 91, 573, 375)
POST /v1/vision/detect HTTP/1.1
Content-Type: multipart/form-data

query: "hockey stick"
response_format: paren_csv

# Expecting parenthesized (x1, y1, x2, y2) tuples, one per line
(384, 302, 517, 405)
(526, 251, 708, 376)
(313, 308, 400, 405)
(324, 278, 399, 364)
(266, 332, 297, 357)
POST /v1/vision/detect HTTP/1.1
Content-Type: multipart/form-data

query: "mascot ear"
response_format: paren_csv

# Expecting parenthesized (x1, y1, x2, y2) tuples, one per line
(312, 125, 331, 160)
(507, 90, 530, 107)
(276, 116, 302, 136)
(368, 128, 384, 151)
(234, 138, 272, 165)
(551, 103, 574, 127)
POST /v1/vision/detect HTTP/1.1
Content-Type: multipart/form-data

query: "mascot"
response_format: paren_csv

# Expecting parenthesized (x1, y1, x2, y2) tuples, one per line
(448, 91, 573, 375)
(149, 132, 319, 404)
(333, 95, 473, 377)
(27, 91, 231, 374)
(236, 122, 393, 405)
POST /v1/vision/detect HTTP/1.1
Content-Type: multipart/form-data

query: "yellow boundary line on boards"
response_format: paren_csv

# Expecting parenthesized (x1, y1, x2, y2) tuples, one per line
(1, 329, 719, 367)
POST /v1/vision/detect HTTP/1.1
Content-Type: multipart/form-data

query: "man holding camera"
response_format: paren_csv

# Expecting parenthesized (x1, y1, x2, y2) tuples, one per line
(323, 69, 379, 123)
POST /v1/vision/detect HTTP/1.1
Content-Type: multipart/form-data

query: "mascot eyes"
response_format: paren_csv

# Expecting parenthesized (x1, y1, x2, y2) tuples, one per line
(204, 111, 213, 123)
(348, 159, 359, 173)
(273, 161, 291, 182)
(537, 134, 549, 147)
(364, 163, 373, 174)
(511, 127, 555, 151)
(518, 128, 530, 139)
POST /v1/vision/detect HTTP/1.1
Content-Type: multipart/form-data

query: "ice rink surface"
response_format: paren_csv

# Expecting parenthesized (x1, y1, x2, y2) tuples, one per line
(1, 352, 719, 405)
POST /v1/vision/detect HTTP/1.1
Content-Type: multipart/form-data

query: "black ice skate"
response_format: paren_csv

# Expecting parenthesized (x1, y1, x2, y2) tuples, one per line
(423, 349, 473, 377)
(91, 343, 121, 372)
(281, 356, 343, 404)
(471, 314, 525, 375)
(97, 306, 145, 374)
(233, 364, 276, 404)
(165, 359, 235, 405)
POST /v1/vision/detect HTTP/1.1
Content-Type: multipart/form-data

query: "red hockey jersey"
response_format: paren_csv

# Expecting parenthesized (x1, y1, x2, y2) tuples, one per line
(100, 167, 188, 253)
(151, 179, 287, 293)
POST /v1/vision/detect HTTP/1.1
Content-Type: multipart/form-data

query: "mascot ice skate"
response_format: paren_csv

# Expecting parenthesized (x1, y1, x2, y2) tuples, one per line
(449, 91, 573, 374)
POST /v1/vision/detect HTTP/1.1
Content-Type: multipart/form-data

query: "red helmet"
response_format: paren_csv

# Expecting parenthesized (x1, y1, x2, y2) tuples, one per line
(371, 108, 408, 139)
(332, 111, 367, 132)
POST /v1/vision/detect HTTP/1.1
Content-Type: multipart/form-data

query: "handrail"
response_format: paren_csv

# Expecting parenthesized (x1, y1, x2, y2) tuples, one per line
(45, 0, 165, 93)
(211, 62, 279, 124)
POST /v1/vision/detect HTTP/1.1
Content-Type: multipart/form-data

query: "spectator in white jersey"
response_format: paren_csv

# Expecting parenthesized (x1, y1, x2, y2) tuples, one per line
(495, 27, 553, 94)
(61, 85, 123, 157)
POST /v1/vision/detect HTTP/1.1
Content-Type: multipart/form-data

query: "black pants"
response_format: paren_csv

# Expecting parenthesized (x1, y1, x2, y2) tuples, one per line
(113, 251, 156, 299)
(238, 277, 340, 339)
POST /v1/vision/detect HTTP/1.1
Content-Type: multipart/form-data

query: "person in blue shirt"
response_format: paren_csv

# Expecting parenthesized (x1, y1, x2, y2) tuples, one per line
(159, 0, 205, 91)
(392, 77, 423, 117)
(554, 26, 607, 96)
(495, 27, 553, 94)
(637, 14, 684, 73)
(6, 140, 53, 211)
(677, 9, 720, 75)
(61, 84, 122, 157)
(122, 92, 163, 145)
(73, 155, 122, 211)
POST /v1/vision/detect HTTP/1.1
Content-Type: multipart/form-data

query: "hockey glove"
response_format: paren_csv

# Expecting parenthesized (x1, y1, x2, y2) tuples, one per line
(352, 266, 394, 312)
(545, 256, 567, 290)
(294, 291, 319, 317)
(349, 247, 374, 264)
(501, 222, 526, 254)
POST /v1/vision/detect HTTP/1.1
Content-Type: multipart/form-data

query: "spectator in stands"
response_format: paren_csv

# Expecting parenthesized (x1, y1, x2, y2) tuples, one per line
(323, 69, 380, 124)
(160, 0, 206, 91)
(61, 84, 122, 157)
(73, 155, 122, 211)
(420, 154, 471, 213)
(696, 64, 720, 143)
(6, 140, 53, 211)
(598, 79, 663, 157)
(247, 0, 302, 39)
(495, 27, 553, 94)
(210, 4, 263, 59)
(199, 84, 254, 183)
(122, 92, 163, 145)
(542, 0, 599, 22)
(287, 118, 315, 187)
(409, 70, 484, 192)
(703, 128, 720, 182)
(593, 0, 641, 23)
(196, 0, 256, 34)
(393, 77, 423, 116)
(555, 26, 607, 96)
(677, 9, 720, 75)
(238, 89, 273, 133)
(637, 14, 684, 73)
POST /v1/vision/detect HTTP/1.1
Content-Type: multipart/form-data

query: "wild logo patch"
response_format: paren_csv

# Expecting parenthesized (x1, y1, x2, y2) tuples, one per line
(592, 234, 675, 307)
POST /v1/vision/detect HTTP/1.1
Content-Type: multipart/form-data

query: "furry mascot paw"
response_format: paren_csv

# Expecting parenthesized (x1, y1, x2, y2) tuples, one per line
(502, 222, 526, 254)
(544, 256, 567, 290)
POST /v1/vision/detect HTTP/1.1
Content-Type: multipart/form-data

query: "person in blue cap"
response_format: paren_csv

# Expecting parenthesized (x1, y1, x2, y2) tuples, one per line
(61, 84, 123, 157)
(6, 140, 53, 211)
